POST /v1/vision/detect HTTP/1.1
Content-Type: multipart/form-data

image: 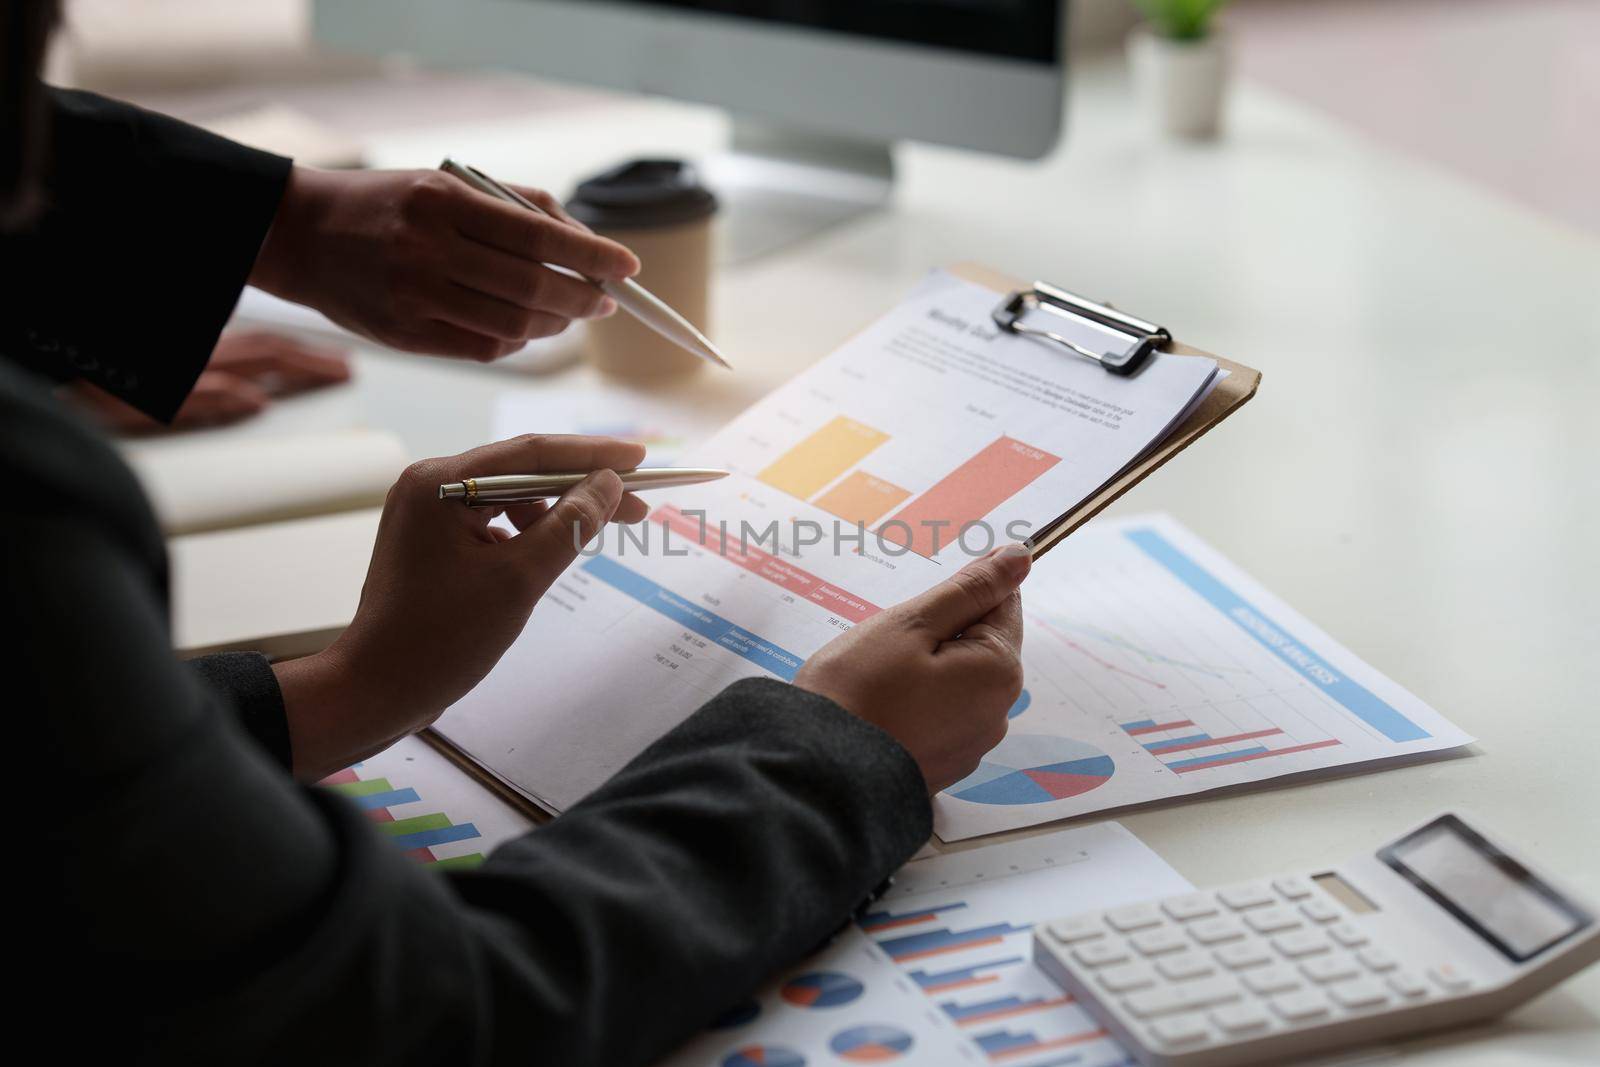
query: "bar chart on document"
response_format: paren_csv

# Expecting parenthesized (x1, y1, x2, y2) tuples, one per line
(933, 514, 1473, 841)
(658, 823, 1193, 1067)
(436, 271, 1222, 813)
(859, 823, 1193, 1067)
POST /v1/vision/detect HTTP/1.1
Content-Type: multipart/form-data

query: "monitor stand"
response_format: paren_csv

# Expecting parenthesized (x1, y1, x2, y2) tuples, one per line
(701, 119, 894, 265)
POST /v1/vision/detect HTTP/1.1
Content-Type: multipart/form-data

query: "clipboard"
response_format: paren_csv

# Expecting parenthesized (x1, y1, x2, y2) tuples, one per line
(421, 262, 1261, 820)
(949, 262, 1260, 560)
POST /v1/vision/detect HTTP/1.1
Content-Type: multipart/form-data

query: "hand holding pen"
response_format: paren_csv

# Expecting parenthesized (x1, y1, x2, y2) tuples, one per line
(249, 166, 643, 363)
(283, 434, 653, 777)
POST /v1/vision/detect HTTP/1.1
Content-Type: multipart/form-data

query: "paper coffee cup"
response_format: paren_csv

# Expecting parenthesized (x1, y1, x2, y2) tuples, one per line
(567, 160, 717, 379)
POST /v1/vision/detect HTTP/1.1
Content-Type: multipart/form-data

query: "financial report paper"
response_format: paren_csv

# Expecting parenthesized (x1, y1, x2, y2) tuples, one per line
(657, 822, 1193, 1067)
(436, 271, 1222, 813)
(931, 514, 1473, 840)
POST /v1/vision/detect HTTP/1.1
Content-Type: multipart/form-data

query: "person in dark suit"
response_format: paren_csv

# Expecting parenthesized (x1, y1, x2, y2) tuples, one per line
(5, 5, 1031, 1064)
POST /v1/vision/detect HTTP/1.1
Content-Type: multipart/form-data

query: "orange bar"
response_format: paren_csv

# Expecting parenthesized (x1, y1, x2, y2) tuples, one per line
(882, 437, 1060, 557)
(758, 416, 889, 499)
(814, 470, 912, 525)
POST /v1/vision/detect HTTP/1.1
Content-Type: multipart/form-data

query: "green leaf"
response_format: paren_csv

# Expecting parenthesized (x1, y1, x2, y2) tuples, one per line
(1134, 0, 1228, 41)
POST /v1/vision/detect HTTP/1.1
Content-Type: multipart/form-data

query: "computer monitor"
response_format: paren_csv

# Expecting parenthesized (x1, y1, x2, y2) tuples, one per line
(314, 1, 1066, 259)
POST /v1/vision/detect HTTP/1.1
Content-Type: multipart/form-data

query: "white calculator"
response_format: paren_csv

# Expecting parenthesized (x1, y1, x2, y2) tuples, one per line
(1033, 812, 1599, 1066)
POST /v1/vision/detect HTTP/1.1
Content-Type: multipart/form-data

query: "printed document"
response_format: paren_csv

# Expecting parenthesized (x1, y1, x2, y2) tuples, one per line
(436, 271, 1220, 813)
(658, 822, 1192, 1067)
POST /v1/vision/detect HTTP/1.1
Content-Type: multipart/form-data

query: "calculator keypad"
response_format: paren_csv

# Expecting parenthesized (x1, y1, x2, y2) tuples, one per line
(1040, 876, 1478, 1055)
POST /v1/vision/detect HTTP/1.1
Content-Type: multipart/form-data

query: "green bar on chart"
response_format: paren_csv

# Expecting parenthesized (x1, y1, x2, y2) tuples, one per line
(329, 778, 394, 798)
(377, 812, 453, 836)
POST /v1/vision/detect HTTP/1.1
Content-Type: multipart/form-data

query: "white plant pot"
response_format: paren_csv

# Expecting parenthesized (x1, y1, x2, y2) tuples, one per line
(1128, 26, 1230, 141)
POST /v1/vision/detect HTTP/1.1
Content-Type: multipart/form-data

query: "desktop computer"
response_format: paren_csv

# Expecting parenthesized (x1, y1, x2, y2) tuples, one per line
(313, 0, 1067, 260)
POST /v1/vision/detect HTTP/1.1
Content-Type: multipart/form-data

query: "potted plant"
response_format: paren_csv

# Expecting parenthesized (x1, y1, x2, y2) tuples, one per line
(1128, 0, 1231, 140)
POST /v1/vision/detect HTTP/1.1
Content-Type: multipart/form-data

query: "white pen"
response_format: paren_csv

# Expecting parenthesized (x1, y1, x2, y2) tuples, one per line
(439, 467, 729, 507)
(440, 158, 731, 371)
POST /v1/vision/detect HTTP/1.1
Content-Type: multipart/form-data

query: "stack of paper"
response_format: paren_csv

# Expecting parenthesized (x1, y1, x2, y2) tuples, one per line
(660, 823, 1193, 1067)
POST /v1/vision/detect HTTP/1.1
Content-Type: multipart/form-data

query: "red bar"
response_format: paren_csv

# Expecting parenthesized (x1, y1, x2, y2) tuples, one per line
(1125, 719, 1195, 737)
(365, 807, 394, 823)
(955, 996, 1074, 1027)
(861, 912, 941, 933)
(1151, 728, 1283, 754)
(403, 847, 437, 863)
(651, 505, 882, 623)
(991, 1028, 1109, 1060)
(1173, 738, 1343, 773)
(921, 974, 1000, 994)
(882, 437, 1060, 558)
(321, 768, 360, 785)
(894, 935, 1006, 962)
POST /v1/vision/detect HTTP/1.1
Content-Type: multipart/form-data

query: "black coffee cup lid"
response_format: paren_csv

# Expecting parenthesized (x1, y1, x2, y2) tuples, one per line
(566, 159, 718, 230)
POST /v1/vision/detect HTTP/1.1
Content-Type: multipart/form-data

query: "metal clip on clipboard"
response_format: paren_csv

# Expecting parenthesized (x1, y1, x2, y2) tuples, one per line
(992, 281, 1171, 376)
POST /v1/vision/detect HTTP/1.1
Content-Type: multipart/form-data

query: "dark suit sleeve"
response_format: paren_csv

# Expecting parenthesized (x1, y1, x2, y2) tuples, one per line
(0, 89, 290, 421)
(8, 369, 931, 1066)
(188, 651, 294, 770)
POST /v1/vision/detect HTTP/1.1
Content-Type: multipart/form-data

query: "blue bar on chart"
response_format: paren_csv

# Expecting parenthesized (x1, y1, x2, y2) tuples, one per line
(971, 1026, 1107, 1059)
(390, 823, 483, 851)
(1165, 747, 1269, 770)
(349, 787, 421, 810)
(908, 956, 1026, 993)
(582, 555, 806, 681)
(1124, 529, 1430, 743)
(1143, 733, 1210, 751)
(940, 992, 1071, 1025)
(875, 921, 1032, 962)
(858, 901, 969, 932)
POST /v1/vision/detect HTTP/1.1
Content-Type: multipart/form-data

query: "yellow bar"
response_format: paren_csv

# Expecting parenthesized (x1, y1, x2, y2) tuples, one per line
(758, 416, 889, 499)
(814, 470, 911, 526)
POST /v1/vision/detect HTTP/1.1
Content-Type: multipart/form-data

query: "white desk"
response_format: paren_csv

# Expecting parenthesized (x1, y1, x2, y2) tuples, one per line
(229, 55, 1600, 1062)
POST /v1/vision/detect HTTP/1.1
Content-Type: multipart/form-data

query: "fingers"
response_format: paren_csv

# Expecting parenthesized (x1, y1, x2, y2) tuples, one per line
(211, 331, 351, 394)
(171, 371, 271, 428)
(502, 491, 645, 533)
(395, 318, 525, 362)
(613, 491, 649, 525)
(454, 188, 640, 281)
(955, 587, 1024, 659)
(506, 184, 590, 231)
(429, 284, 573, 343)
(432, 434, 647, 482)
(447, 239, 617, 321)
(902, 543, 1032, 641)
(514, 470, 626, 588)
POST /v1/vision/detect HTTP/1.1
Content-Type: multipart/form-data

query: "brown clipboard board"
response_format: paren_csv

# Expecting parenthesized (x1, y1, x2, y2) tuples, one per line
(949, 262, 1261, 559)
(422, 262, 1261, 822)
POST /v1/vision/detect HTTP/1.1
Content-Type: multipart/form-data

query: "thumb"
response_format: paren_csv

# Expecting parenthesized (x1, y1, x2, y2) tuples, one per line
(513, 470, 624, 592)
(902, 542, 1032, 641)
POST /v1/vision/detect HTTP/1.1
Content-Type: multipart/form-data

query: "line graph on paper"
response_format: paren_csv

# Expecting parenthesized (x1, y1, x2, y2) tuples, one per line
(1013, 567, 1344, 777)
(935, 517, 1472, 841)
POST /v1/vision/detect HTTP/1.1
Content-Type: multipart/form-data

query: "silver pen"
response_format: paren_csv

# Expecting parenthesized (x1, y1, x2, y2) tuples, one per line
(439, 467, 729, 507)
(440, 157, 731, 371)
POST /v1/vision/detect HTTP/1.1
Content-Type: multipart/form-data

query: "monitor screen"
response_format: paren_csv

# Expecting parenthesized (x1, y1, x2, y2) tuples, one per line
(618, 1, 1060, 64)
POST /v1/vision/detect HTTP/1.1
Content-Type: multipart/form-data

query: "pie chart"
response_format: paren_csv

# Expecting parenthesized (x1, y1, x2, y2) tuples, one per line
(948, 733, 1114, 805)
(722, 1046, 805, 1067)
(779, 971, 864, 1009)
(1007, 688, 1032, 719)
(829, 1023, 914, 1062)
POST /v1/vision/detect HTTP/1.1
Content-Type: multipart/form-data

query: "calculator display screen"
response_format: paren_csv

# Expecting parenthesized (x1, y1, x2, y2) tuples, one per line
(1380, 815, 1591, 962)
